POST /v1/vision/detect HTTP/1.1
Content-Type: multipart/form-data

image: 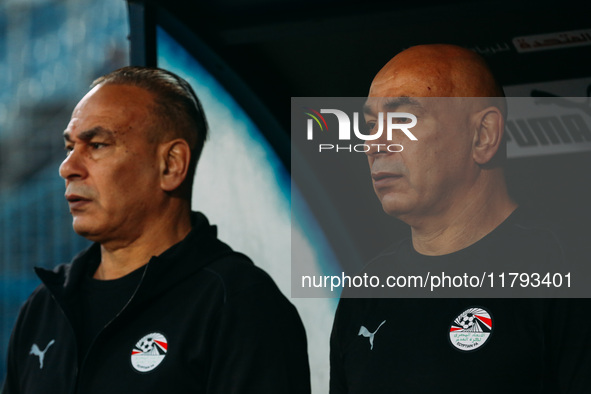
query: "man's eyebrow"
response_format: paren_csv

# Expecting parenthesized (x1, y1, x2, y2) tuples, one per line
(363, 97, 423, 114)
(63, 127, 115, 142)
(383, 97, 422, 110)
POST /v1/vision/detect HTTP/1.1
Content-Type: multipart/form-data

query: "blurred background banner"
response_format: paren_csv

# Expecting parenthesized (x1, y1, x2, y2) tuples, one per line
(1, 0, 590, 392)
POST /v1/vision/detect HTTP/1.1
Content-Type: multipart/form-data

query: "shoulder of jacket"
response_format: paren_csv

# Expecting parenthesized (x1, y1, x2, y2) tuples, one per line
(201, 252, 284, 300)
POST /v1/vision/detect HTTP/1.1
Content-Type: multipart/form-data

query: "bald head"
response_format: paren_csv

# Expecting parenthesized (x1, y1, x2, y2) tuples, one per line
(364, 45, 516, 252)
(369, 44, 504, 98)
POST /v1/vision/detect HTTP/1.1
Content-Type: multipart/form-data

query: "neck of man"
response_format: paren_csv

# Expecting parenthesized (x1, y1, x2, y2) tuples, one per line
(94, 203, 193, 280)
(408, 172, 517, 256)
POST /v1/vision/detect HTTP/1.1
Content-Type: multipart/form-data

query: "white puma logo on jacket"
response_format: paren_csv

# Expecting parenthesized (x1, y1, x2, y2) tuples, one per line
(358, 320, 386, 350)
(29, 339, 55, 369)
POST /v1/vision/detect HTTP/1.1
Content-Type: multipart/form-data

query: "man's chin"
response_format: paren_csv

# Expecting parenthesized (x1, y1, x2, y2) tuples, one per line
(71, 219, 101, 241)
(380, 200, 415, 222)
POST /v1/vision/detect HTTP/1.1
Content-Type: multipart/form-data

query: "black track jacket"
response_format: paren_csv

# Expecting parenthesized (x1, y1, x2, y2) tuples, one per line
(3, 212, 310, 393)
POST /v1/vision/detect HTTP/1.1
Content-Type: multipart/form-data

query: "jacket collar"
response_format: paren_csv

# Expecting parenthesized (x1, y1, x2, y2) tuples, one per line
(36, 212, 234, 306)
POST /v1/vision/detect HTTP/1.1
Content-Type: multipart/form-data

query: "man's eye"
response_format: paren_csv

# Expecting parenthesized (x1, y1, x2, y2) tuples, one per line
(90, 142, 107, 149)
(64, 146, 73, 156)
(366, 122, 376, 133)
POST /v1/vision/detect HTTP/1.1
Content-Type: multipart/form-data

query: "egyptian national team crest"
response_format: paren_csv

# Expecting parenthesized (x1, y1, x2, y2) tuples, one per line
(131, 332, 168, 372)
(448, 307, 493, 352)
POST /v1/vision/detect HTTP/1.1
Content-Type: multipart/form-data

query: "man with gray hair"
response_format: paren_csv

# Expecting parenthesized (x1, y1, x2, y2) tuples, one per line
(4, 66, 310, 393)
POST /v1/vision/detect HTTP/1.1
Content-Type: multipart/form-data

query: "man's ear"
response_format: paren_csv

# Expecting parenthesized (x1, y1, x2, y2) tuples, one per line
(471, 106, 504, 165)
(159, 139, 191, 192)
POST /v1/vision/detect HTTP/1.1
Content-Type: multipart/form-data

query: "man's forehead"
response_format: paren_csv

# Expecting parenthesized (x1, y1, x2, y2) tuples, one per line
(76, 84, 155, 115)
(64, 84, 157, 142)
(71, 84, 154, 123)
(363, 97, 425, 115)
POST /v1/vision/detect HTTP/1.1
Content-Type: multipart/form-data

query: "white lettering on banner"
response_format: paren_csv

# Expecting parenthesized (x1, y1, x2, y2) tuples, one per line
(307, 110, 417, 141)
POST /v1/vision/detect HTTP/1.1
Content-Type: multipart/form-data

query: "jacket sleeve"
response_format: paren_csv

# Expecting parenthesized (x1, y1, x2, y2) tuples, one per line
(547, 299, 591, 393)
(329, 298, 347, 394)
(206, 281, 311, 394)
(2, 328, 19, 394)
(2, 299, 30, 394)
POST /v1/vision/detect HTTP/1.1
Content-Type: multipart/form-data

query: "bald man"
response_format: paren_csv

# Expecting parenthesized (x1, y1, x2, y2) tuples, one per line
(330, 45, 590, 393)
(366, 45, 513, 255)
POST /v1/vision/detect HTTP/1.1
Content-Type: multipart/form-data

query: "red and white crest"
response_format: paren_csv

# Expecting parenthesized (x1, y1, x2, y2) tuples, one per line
(449, 307, 493, 352)
(131, 332, 168, 372)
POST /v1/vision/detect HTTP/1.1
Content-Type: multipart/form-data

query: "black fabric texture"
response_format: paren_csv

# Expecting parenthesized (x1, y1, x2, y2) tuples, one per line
(76, 263, 145, 360)
(330, 209, 591, 393)
(3, 212, 311, 394)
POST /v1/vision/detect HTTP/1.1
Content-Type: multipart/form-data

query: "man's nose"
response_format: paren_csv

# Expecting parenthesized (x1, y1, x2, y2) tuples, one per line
(365, 123, 397, 157)
(59, 148, 86, 180)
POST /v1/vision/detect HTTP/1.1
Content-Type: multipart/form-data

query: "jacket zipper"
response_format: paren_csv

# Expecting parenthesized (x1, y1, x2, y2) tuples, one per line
(74, 263, 150, 393)
(47, 292, 79, 394)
